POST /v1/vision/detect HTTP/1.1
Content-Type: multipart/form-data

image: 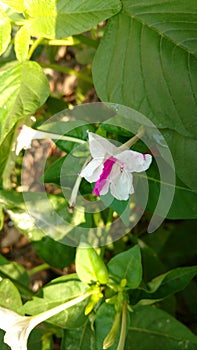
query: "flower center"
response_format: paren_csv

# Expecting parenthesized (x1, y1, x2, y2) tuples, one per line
(92, 156, 117, 196)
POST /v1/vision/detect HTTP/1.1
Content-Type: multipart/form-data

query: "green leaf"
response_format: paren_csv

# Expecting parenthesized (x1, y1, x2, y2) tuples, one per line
(92, 5, 197, 190)
(61, 321, 95, 350)
(108, 245, 142, 289)
(130, 266, 197, 305)
(32, 236, 75, 268)
(0, 61, 49, 141)
(126, 306, 197, 350)
(24, 0, 122, 39)
(0, 279, 22, 311)
(23, 278, 89, 329)
(2, 0, 24, 12)
(93, 4, 197, 137)
(76, 242, 109, 285)
(14, 26, 30, 61)
(0, 253, 30, 287)
(0, 9, 11, 55)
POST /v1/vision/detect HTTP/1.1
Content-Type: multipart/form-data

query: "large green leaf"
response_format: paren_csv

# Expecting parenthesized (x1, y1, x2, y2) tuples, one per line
(24, 0, 122, 39)
(93, 2, 197, 137)
(92, 3, 197, 191)
(127, 306, 197, 350)
(0, 61, 49, 141)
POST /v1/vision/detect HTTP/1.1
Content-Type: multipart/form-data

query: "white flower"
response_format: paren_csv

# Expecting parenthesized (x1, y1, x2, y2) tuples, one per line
(15, 125, 85, 155)
(0, 291, 92, 350)
(80, 132, 152, 201)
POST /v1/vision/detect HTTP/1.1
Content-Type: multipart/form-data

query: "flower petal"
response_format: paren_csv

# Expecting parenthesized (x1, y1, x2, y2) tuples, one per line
(109, 165, 134, 201)
(115, 150, 152, 173)
(80, 159, 103, 182)
(92, 157, 117, 196)
(0, 306, 24, 331)
(88, 132, 117, 159)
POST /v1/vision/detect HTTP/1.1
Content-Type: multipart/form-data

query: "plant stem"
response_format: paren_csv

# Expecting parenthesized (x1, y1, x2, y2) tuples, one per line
(28, 37, 43, 60)
(117, 128, 145, 153)
(27, 263, 50, 276)
(39, 62, 92, 83)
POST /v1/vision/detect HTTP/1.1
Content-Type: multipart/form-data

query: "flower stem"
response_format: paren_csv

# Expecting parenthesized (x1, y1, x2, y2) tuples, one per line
(118, 128, 145, 152)
(28, 37, 43, 60)
(27, 263, 50, 276)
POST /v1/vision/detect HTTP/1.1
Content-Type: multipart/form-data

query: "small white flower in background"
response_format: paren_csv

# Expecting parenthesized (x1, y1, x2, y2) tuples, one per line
(15, 125, 86, 155)
(80, 132, 152, 201)
(15, 125, 53, 155)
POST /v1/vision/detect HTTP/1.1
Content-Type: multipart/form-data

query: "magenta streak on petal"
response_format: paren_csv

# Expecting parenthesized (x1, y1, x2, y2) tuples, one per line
(92, 157, 117, 196)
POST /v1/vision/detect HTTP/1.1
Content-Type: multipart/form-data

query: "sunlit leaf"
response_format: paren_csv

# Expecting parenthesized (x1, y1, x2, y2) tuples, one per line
(0, 61, 49, 142)
(24, 0, 121, 39)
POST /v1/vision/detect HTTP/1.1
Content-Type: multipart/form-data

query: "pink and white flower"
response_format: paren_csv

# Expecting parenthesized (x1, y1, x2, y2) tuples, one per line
(80, 132, 152, 201)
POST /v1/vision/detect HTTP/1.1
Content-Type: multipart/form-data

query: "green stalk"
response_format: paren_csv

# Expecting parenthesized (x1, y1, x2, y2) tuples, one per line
(39, 62, 92, 83)
(27, 263, 50, 276)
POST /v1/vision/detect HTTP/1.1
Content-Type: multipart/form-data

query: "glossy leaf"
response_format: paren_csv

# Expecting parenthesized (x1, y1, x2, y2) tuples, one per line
(108, 245, 142, 288)
(126, 306, 197, 350)
(0, 61, 49, 142)
(24, 0, 122, 39)
(23, 278, 88, 329)
(0, 279, 22, 311)
(0, 10, 11, 55)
